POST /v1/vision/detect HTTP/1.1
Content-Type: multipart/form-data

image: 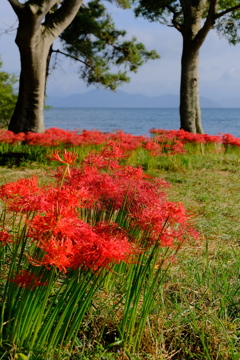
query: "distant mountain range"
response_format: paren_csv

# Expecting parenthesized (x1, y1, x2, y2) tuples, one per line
(213, 97, 240, 108)
(46, 89, 222, 108)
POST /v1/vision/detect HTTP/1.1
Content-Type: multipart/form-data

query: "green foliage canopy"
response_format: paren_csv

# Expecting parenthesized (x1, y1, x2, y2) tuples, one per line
(0, 60, 18, 129)
(133, 0, 240, 43)
(216, 0, 240, 45)
(58, 0, 159, 90)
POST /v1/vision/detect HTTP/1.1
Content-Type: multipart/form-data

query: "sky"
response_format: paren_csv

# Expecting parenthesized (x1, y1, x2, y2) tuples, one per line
(1, 1, 240, 102)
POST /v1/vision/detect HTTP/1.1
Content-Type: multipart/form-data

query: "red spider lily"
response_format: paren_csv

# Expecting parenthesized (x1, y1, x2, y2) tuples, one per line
(50, 149, 78, 165)
(9, 270, 48, 290)
(28, 214, 136, 273)
(1, 149, 199, 275)
(150, 128, 233, 149)
(56, 157, 169, 215)
(82, 142, 130, 170)
(69, 221, 136, 271)
(54, 154, 194, 249)
(143, 140, 162, 156)
(0, 177, 43, 212)
(82, 154, 120, 170)
(33, 187, 89, 214)
(0, 229, 13, 246)
(0, 127, 239, 152)
(222, 133, 240, 147)
(100, 142, 129, 160)
(28, 237, 75, 273)
(72, 237, 133, 271)
(57, 166, 123, 210)
(0, 130, 26, 144)
(27, 212, 88, 245)
(165, 140, 185, 155)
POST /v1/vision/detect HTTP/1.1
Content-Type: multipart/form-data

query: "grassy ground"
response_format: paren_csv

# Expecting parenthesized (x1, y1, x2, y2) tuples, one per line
(146, 153, 240, 360)
(0, 146, 239, 359)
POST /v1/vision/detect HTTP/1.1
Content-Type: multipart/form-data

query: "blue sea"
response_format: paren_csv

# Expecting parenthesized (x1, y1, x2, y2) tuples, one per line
(44, 108, 240, 138)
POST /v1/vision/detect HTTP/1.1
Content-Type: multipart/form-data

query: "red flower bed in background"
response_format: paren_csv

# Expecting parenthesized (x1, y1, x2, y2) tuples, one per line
(1, 128, 239, 159)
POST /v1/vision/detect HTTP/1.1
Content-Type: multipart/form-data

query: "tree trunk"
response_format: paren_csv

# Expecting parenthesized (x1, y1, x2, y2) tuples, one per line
(179, 0, 209, 134)
(8, 29, 51, 133)
(7, 0, 83, 134)
(179, 40, 204, 134)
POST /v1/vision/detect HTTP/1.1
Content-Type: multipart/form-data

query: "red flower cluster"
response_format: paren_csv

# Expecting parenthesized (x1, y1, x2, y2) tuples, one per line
(0, 131, 25, 144)
(0, 228, 13, 246)
(9, 270, 48, 290)
(0, 149, 198, 274)
(1, 128, 239, 160)
(0, 177, 43, 212)
(28, 218, 134, 272)
(150, 128, 225, 145)
(0, 128, 147, 150)
(82, 142, 128, 170)
(222, 133, 240, 147)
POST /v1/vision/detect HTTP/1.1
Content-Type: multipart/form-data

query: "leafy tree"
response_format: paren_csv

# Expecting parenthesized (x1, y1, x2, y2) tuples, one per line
(57, 0, 159, 90)
(6, 0, 158, 134)
(131, 0, 240, 133)
(0, 59, 18, 129)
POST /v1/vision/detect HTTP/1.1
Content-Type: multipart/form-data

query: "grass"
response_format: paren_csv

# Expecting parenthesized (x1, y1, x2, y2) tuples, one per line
(0, 142, 239, 359)
(143, 152, 240, 359)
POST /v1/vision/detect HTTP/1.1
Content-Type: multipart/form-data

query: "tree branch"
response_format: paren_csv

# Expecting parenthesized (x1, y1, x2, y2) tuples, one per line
(194, 0, 218, 47)
(165, 5, 183, 32)
(52, 48, 95, 71)
(44, 0, 83, 40)
(215, 3, 240, 20)
(7, 0, 23, 17)
(39, 0, 62, 16)
(193, 0, 240, 48)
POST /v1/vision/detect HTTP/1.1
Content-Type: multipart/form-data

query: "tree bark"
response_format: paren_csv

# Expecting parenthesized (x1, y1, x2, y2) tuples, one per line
(7, 0, 83, 134)
(9, 25, 51, 133)
(180, 40, 203, 134)
(179, 0, 208, 134)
